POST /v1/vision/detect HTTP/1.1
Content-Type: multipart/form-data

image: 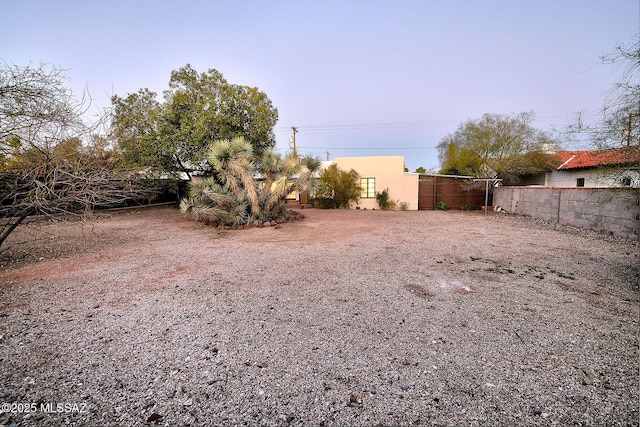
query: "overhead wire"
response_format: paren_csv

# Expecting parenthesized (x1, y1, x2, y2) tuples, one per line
(273, 115, 577, 133)
(295, 146, 438, 150)
(272, 116, 593, 155)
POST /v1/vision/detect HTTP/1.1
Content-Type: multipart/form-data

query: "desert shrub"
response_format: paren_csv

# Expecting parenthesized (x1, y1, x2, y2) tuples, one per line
(376, 188, 397, 210)
(462, 205, 481, 211)
(435, 201, 450, 211)
(313, 164, 360, 209)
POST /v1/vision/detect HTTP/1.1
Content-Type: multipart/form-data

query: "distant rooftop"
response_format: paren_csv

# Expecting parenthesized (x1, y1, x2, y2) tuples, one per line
(548, 146, 639, 170)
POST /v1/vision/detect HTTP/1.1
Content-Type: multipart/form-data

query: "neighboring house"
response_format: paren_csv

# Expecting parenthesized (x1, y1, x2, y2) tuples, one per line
(331, 155, 419, 210)
(520, 146, 640, 188)
(327, 155, 487, 210)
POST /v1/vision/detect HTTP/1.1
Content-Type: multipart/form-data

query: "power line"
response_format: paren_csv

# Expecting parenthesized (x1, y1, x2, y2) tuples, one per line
(274, 121, 457, 132)
(274, 116, 574, 133)
(297, 145, 438, 150)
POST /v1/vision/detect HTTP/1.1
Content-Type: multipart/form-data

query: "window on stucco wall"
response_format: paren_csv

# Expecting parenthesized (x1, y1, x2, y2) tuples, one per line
(576, 178, 585, 187)
(360, 177, 375, 198)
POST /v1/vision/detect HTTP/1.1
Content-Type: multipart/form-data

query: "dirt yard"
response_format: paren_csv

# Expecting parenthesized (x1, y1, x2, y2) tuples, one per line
(0, 206, 638, 426)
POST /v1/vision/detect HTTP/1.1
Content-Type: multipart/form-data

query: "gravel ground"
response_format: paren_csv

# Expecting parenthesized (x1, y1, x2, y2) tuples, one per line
(0, 206, 638, 426)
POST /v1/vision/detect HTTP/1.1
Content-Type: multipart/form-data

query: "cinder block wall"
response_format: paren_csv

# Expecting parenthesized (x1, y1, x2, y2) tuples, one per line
(493, 187, 640, 240)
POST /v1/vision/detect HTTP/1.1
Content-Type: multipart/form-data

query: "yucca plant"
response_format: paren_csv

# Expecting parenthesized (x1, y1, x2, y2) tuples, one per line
(180, 136, 321, 227)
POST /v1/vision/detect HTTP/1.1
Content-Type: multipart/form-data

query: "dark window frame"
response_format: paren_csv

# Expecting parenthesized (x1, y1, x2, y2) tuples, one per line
(360, 177, 376, 198)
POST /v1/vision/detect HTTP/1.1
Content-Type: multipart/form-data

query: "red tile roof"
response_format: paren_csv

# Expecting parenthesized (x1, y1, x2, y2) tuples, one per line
(548, 146, 640, 170)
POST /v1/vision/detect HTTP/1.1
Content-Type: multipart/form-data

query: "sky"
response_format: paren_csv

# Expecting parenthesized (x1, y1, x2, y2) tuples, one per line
(2, 0, 638, 171)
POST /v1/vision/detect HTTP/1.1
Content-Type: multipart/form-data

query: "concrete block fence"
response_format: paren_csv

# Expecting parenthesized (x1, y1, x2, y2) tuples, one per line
(493, 187, 639, 241)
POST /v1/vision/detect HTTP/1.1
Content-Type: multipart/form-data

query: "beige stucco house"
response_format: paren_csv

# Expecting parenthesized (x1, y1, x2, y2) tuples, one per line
(330, 155, 420, 210)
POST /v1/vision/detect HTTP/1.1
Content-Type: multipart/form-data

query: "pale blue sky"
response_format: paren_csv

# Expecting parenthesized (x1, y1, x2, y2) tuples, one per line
(2, 1, 638, 170)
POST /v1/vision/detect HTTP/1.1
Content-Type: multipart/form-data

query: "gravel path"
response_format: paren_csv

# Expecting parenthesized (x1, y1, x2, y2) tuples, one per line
(0, 206, 638, 426)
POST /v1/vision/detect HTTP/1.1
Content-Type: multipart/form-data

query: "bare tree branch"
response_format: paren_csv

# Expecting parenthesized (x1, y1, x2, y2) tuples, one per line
(0, 62, 160, 249)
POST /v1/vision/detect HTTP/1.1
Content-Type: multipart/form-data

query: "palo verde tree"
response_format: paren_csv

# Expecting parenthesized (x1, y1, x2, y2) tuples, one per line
(437, 112, 555, 183)
(180, 136, 321, 226)
(569, 37, 639, 150)
(565, 37, 639, 201)
(110, 64, 279, 178)
(0, 62, 155, 250)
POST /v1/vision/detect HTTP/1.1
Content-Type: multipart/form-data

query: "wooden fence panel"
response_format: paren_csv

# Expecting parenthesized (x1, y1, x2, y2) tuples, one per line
(418, 175, 489, 210)
(418, 176, 436, 210)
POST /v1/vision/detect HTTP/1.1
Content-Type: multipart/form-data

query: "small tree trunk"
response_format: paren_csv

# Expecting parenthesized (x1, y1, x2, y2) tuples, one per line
(0, 214, 28, 250)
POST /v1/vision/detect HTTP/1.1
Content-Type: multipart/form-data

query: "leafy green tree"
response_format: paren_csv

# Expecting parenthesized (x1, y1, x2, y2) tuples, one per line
(314, 163, 361, 208)
(110, 64, 279, 177)
(110, 89, 167, 172)
(180, 136, 321, 226)
(415, 166, 427, 173)
(437, 112, 554, 182)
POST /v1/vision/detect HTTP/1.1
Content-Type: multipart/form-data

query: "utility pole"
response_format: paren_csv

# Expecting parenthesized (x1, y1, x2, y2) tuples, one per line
(290, 126, 298, 156)
(326, 150, 330, 161)
(626, 113, 632, 147)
